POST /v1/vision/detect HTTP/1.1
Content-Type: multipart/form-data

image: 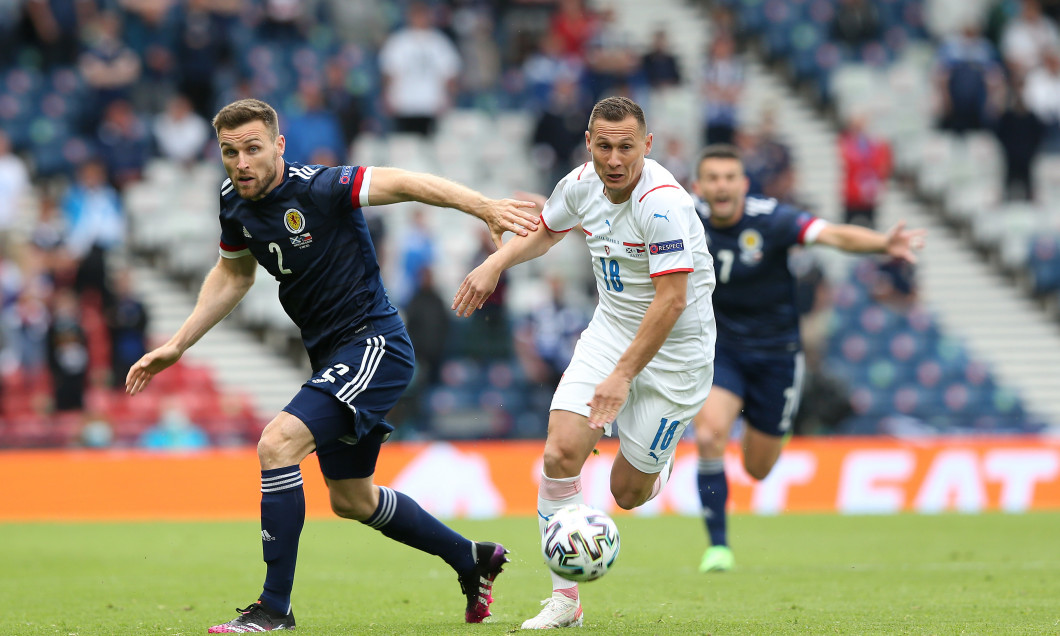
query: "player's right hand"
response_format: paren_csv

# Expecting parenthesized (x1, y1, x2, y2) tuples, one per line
(125, 344, 182, 395)
(452, 263, 501, 317)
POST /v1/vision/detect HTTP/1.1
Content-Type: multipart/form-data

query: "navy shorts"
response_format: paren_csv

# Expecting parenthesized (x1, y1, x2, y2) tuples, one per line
(282, 321, 414, 480)
(711, 343, 804, 437)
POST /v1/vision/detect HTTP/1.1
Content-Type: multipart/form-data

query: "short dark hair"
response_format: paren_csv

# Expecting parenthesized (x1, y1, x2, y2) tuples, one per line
(588, 96, 646, 134)
(212, 98, 280, 139)
(696, 143, 744, 177)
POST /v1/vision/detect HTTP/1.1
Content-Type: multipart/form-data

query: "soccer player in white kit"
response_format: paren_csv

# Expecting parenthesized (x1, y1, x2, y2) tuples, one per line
(453, 97, 716, 629)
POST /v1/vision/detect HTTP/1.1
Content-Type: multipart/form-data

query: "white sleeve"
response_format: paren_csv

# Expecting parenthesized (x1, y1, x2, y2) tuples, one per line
(640, 190, 697, 277)
(540, 168, 585, 233)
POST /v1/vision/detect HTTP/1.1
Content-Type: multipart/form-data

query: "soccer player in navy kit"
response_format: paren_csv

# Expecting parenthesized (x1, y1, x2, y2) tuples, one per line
(691, 144, 925, 572)
(125, 99, 540, 632)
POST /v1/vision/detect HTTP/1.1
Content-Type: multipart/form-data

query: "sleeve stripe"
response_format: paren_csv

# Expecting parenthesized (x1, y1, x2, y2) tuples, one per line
(798, 218, 827, 244)
(576, 162, 590, 180)
(219, 241, 251, 259)
(220, 239, 247, 252)
(622, 242, 645, 247)
(581, 227, 593, 236)
(352, 166, 371, 208)
(540, 214, 572, 233)
(650, 267, 693, 278)
(638, 184, 679, 203)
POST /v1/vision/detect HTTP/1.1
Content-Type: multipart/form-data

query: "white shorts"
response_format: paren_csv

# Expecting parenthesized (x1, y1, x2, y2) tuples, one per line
(550, 331, 713, 474)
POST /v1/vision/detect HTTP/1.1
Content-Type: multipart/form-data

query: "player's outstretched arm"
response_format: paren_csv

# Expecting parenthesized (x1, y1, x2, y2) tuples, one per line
(367, 167, 539, 247)
(452, 224, 566, 317)
(126, 255, 256, 395)
(586, 271, 688, 429)
(815, 220, 926, 263)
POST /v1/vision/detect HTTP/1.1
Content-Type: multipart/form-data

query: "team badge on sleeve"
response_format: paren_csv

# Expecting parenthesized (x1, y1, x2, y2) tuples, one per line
(339, 165, 353, 184)
(649, 239, 684, 254)
(284, 208, 306, 233)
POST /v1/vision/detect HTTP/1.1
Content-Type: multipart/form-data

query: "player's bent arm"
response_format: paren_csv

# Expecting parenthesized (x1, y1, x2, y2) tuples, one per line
(126, 255, 256, 395)
(452, 226, 566, 317)
(366, 166, 538, 245)
(612, 271, 688, 382)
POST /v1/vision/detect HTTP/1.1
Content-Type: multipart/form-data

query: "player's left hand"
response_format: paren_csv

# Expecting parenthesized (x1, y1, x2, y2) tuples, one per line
(452, 261, 501, 317)
(482, 198, 540, 248)
(587, 374, 631, 430)
(885, 220, 927, 263)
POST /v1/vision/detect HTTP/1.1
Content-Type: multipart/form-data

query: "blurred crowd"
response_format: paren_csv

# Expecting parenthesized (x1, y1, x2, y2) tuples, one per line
(0, 0, 1048, 448)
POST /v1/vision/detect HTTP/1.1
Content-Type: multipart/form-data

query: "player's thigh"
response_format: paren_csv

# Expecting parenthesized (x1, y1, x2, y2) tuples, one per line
(615, 362, 711, 477)
(287, 326, 414, 481)
(741, 351, 803, 437)
(543, 408, 605, 478)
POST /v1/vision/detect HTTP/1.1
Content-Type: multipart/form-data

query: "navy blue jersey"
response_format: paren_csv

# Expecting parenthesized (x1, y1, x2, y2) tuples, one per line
(218, 162, 400, 371)
(697, 195, 825, 353)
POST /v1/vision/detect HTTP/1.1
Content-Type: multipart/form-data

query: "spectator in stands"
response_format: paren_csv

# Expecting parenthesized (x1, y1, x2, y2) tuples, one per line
(838, 112, 892, 228)
(641, 29, 682, 89)
(742, 107, 796, 204)
(96, 99, 152, 189)
(522, 32, 584, 111)
(701, 33, 745, 145)
(1001, 0, 1060, 80)
(175, 0, 234, 119)
(397, 208, 436, 307)
(0, 0, 22, 68)
(549, 0, 597, 61)
(453, 5, 502, 107)
(935, 22, 1006, 134)
(47, 288, 89, 412)
(29, 194, 77, 289)
(532, 76, 590, 187)
(105, 268, 148, 389)
(139, 402, 210, 450)
(1022, 47, 1060, 151)
(404, 267, 450, 388)
(78, 11, 142, 129)
(3, 282, 51, 390)
(0, 131, 30, 238)
(464, 227, 512, 361)
(119, 0, 179, 113)
(583, 7, 640, 101)
(25, 0, 96, 69)
(322, 56, 365, 149)
(62, 158, 124, 303)
(379, 2, 461, 137)
(514, 274, 589, 390)
(829, 0, 882, 50)
(281, 80, 347, 165)
(656, 136, 692, 188)
(153, 93, 210, 166)
(259, 0, 309, 44)
(996, 80, 1045, 200)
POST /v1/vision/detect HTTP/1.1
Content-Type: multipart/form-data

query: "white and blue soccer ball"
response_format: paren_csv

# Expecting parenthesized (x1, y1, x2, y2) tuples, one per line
(541, 504, 620, 582)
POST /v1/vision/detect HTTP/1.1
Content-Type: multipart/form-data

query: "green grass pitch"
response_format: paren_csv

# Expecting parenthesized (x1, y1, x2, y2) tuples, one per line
(2, 513, 1058, 635)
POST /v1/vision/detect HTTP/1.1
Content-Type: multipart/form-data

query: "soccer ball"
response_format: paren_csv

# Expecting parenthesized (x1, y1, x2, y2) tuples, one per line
(541, 504, 620, 582)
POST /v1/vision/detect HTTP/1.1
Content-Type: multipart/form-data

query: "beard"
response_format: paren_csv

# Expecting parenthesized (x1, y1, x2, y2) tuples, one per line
(238, 159, 279, 201)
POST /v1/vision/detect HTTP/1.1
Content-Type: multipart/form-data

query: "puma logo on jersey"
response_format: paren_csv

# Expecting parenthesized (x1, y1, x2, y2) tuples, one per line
(653, 212, 670, 221)
(604, 219, 612, 232)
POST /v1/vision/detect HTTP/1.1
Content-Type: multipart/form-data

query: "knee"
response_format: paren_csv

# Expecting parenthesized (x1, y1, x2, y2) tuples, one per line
(694, 421, 728, 458)
(611, 488, 643, 511)
(743, 457, 774, 481)
(542, 442, 584, 478)
(330, 493, 376, 521)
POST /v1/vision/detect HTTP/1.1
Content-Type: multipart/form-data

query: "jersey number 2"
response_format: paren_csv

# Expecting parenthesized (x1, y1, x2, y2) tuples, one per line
(269, 242, 293, 275)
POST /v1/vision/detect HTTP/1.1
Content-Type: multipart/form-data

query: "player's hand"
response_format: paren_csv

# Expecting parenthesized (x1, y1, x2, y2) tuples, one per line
(513, 191, 548, 214)
(586, 373, 631, 430)
(125, 343, 182, 395)
(482, 198, 540, 249)
(452, 262, 501, 317)
(885, 220, 927, 264)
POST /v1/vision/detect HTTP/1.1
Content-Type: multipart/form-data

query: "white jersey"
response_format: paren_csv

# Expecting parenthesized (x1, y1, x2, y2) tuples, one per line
(541, 158, 716, 370)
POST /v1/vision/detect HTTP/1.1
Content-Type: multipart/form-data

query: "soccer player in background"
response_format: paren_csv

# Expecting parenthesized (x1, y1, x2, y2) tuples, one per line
(691, 144, 925, 572)
(126, 98, 540, 632)
(453, 96, 717, 629)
